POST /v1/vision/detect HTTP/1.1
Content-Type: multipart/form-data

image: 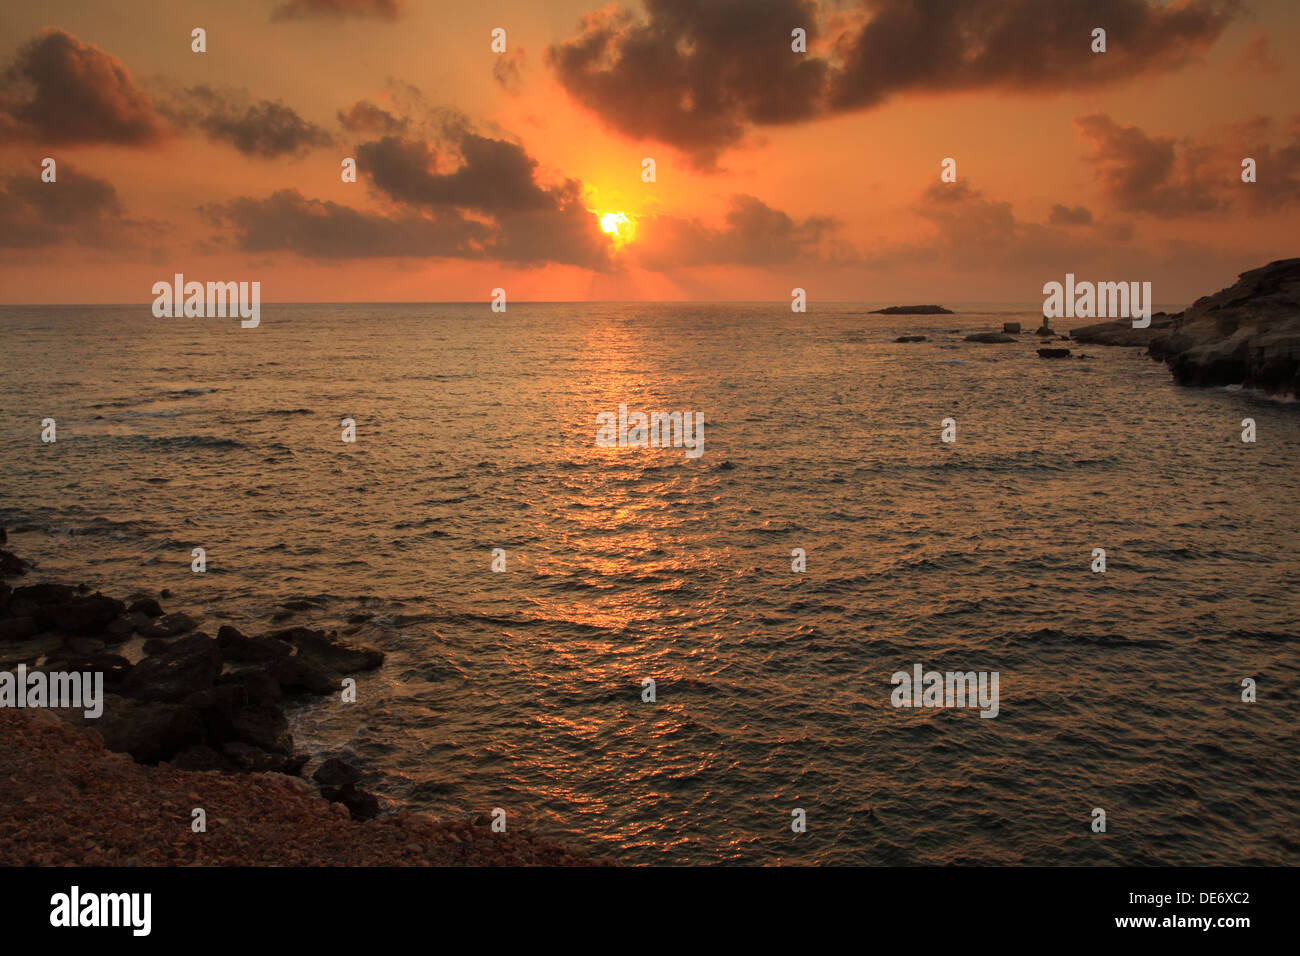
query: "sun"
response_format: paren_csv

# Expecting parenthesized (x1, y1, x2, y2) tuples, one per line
(598, 211, 635, 245)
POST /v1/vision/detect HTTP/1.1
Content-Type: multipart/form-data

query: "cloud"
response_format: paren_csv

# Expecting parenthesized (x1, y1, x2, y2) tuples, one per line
(549, 0, 1236, 167)
(493, 48, 528, 95)
(204, 189, 487, 259)
(631, 194, 840, 269)
(354, 126, 614, 268)
(160, 86, 332, 157)
(338, 99, 410, 136)
(0, 166, 140, 248)
(1048, 204, 1094, 225)
(0, 29, 164, 145)
(1075, 113, 1223, 217)
(270, 0, 403, 21)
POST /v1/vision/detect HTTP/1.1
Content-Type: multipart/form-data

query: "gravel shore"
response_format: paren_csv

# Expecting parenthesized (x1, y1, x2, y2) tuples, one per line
(0, 708, 597, 866)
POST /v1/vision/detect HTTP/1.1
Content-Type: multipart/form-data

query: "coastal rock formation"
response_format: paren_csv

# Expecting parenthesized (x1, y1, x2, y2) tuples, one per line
(1070, 312, 1176, 346)
(1147, 258, 1300, 391)
(870, 304, 953, 314)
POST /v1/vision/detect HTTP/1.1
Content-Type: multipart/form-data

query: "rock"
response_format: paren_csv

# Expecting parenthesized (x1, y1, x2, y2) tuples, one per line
(221, 742, 307, 775)
(272, 627, 384, 674)
(62, 636, 106, 655)
(8, 583, 76, 616)
(42, 652, 132, 685)
(229, 705, 293, 754)
(1002, 322, 1021, 333)
(127, 598, 164, 619)
(869, 304, 954, 314)
(320, 783, 380, 821)
(1147, 259, 1300, 391)
(313, 757, 363, 788)
(167, 744, 237, 773)
(86, 694, 206, 764)
(120, 632, 221, 702)
(894, 335, 928, 343)
(138, 611, 199, 639)
(217, 625, 292, 663)
(964, 332, 1016, 343)
(1070, 312, 1176, 346)
(0, 551, 27, 577)
(347, 612, 374, 624)
(35, 593, 126, 635)
(0, 616, 37, 641)
(1038, 348, 1072, 358)
(217, 666, 283, 704)
(268, 655, 337, 695)
(1035, 325, 1054, 336)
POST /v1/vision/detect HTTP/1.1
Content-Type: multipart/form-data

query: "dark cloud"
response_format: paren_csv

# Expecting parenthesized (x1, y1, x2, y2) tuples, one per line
(493, 48, 528, 95)
(355, 129, 613, 268)
(1075, 113, 1221, 217)
(0, 29, 164, 145)
(160, 86, 332, 158)
(271, 0, 402, 21)
(205, 189, 487, 259)
(338, 100, 410, 136)
(549, 0, 1236, 167)
(631, 194, 838, 269)
(1049, 204, 1094, 225)
(0, 166, 132, 248)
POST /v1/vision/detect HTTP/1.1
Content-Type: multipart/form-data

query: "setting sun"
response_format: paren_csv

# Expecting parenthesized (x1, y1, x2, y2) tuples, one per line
(599, 211, 635, 245)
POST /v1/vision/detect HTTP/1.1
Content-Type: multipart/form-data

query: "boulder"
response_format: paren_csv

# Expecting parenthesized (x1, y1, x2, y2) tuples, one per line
(120, 632, 221, 702)
(0, 551, 27, 577)
(86, 694, 206, 764)
(268, 655, 337, 695)
(128, 598, 164, 619)
(35, 593, 126, 635)
(1002, 322, 1021, 333)
(313, 757, 363, 788)
(272, 627, 384, 674)
(0, 616, 37, 642)
(320, 783, 381, 821)
(138, 611, 199, 639)
(217, 624, 292, 663)
(229, 704, 293, 754)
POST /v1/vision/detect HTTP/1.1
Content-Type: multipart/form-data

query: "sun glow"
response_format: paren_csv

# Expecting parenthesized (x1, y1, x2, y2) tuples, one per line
(598, 211, 635, 245)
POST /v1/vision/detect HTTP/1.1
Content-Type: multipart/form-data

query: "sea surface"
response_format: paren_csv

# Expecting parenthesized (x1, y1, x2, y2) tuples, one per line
(2, 302, 1297, 865)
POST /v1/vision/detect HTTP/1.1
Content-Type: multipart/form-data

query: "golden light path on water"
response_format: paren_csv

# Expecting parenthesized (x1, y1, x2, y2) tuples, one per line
(1, 301, 1297, 864)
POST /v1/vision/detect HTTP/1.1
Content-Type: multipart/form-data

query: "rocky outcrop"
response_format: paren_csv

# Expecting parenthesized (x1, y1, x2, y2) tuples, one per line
(1146, 258, 1300, 392)
(1071, 312, 1177, 346)
(870, 304, 953, 314)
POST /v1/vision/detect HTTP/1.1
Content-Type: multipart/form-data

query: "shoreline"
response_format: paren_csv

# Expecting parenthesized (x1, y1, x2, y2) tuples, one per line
(0, 534, 599, 866)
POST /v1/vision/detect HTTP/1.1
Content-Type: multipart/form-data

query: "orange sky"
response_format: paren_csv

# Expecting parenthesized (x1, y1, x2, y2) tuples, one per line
(1, 0, 1297, 304)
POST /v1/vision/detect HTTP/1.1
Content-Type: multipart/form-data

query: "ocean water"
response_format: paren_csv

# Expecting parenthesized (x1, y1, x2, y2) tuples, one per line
(2, 302, 1298, 866)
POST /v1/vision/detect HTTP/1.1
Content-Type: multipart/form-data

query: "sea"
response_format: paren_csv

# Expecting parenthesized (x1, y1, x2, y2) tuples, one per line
(2, 302, 1297, 865)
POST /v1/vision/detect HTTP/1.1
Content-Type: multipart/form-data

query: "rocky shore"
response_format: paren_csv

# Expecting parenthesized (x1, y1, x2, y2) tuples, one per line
(1071, 258, 1300, 392)
(0, 531, 596, 865)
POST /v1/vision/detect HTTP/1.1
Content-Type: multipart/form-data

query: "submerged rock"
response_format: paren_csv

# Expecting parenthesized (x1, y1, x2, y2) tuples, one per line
(964, 332, 1016, 343)
(1038, 348, 1072, 359)
(894, 335, 928, 343)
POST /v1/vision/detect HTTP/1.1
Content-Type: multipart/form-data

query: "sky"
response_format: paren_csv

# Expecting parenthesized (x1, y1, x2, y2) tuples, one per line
(0, 0, 1297, 304)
